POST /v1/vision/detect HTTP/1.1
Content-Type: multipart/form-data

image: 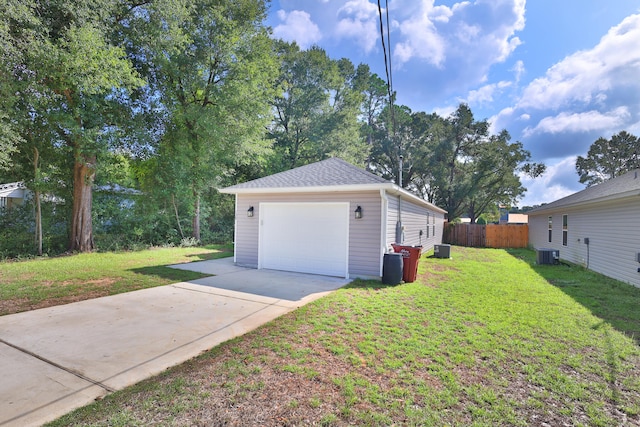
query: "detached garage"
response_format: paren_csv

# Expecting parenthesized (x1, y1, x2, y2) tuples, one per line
(219, 158, 446, 279)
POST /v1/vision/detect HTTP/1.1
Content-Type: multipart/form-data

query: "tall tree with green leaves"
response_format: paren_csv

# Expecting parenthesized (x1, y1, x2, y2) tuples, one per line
(576, 131, 640, 187)
(367, 103, 544, 221)
(428, 105, 544, 222)
(0, 0, 35, 172)
(127, 0, 277, 241)
(2, 0, 144, 252)
(268, 42, 369, 172)
(464, 131, 544, 223)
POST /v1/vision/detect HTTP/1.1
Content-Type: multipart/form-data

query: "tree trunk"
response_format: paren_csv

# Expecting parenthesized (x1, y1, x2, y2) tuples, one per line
(69, 153, 96, 252)
(192, 191, 200, 241)
(172, 193, 185, 239)
(33, 147, 42, 256)
(34, 190, 42, 256)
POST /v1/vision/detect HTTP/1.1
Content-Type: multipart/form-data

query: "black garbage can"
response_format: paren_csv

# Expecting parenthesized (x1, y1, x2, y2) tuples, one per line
(382, 252, 403, 285)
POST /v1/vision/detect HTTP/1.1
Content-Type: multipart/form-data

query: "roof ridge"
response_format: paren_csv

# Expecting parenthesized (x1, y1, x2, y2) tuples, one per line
(222, 157, 391, 190)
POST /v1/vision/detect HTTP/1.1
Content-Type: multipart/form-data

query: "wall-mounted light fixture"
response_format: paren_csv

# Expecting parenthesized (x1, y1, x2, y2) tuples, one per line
(247, 206, 254, 217)
(354, 205, 363, 219)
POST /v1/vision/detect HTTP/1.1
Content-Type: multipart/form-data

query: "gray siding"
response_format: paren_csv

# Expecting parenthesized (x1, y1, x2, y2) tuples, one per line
(384, 193, 444, 252)
(235, 191, 382, 278)
(529, 197, 640, 288)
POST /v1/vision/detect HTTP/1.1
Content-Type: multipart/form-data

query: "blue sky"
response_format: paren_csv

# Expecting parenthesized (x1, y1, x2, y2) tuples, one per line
(266, 0, 640, 206)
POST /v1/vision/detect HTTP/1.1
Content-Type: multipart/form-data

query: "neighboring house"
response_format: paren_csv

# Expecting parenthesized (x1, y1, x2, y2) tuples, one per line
(0, 182, 140, 211)
(0, 182, 28, 209)
(220, 158, 446, 279)
(528, 169, 640, 288)
(499, 213, 528, 224)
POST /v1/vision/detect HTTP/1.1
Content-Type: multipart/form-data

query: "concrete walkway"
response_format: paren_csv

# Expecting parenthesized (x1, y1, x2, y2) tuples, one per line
(0, 258, 351, 426)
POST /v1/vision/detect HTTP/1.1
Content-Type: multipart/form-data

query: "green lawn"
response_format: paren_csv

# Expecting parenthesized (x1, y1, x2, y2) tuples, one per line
(0, 244, 231, 316)
(46, 246, 640, 426)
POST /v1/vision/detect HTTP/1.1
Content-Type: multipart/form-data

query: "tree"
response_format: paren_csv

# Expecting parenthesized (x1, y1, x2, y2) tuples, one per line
(464, 131, 543, 223)
(367, 103, 544, 222)
(576, 131, 640, 187)
(428, 105, 544, 222)
(367, 105, 441, 195)
(2, 0, 144, 252)
(0, 0, 33, 171)
(268, 42, 369, 172)
(127, 0, 278, 241)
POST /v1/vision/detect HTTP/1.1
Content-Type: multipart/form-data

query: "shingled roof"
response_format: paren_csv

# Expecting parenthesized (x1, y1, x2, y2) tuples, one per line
(220, 157, 447, 213)
(221, 157, 391, 191)
(529, 169, 640, 213)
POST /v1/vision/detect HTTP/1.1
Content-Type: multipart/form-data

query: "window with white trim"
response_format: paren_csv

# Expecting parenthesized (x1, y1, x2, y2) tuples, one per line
(562, 214, 568, 246)
(426, 213, 430, 238)
(548, 216, 552, 243)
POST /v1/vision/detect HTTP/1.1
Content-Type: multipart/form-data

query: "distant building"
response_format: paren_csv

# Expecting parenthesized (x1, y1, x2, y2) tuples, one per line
(0, 182, 28, 209)
(499, 213, 528, 224)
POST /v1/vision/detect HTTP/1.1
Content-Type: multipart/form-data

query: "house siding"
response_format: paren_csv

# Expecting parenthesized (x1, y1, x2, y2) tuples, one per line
(384, 193, 444, 252)
(529, 196, 640, 288)
(235, 191, 382, 278)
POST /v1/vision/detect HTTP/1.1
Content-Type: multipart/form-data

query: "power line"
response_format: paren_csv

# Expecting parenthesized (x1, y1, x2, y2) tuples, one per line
(377, 0, 398, 177)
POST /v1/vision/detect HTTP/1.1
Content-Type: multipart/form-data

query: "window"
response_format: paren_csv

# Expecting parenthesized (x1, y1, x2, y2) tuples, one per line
(562, 214, 568, 246)
(426, 213, 430, 238)
(548, 216, 552, 243)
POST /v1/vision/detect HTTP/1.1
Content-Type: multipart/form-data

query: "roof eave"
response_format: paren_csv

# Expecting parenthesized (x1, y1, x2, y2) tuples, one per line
(220, 183, 447, 214)
(529, 190, 640, 214)
(219, 183, 389, 194)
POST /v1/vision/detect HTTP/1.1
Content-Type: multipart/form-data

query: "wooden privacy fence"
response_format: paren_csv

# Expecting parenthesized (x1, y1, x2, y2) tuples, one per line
(443, 223, 529, 248)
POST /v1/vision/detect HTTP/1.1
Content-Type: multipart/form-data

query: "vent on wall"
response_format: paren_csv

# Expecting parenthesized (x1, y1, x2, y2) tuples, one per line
(536, 248, 559, 265)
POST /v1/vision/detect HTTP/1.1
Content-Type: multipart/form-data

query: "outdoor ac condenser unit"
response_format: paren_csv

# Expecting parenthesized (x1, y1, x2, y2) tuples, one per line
(434, 244, 451, 259)
(536, 248, 559, 265)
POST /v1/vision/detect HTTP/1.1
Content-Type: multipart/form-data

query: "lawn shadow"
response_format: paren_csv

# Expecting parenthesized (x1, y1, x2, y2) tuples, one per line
(129, 265, 211, 283)
(506, 248, 640, 346)
(344, 278, 403, 290)
(183, 249, 233, 261)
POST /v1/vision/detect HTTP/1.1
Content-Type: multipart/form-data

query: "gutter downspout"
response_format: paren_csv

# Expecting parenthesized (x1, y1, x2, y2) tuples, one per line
(380, 189, 389, 276)
(395, 155, 403, 244)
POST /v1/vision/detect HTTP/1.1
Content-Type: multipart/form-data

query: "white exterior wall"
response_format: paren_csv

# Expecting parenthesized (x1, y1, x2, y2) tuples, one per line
(384, 193, 444, 252)
(235, 191, 382, 278)
(529, 196, 640, 288)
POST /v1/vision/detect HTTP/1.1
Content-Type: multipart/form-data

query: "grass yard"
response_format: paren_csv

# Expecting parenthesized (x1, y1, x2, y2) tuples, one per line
(0, 244, 231, 316)
(46, 246, 640, 426)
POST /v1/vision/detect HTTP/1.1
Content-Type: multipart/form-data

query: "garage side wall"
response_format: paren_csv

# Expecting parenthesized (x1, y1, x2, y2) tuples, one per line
(385, 194, 444, 252)
(529, 197, 640, 288)
(235, 191, 383, 278)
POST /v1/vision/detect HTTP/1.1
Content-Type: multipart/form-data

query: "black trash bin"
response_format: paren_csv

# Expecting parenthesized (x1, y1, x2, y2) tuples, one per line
(382, 252, 403, 285)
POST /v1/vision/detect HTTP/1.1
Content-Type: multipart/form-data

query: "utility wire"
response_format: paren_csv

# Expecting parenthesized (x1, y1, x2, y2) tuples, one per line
(377, 0, 398, 180)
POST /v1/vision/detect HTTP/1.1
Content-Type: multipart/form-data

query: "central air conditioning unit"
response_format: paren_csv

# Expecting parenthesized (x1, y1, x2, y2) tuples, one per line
(434, 244, 451, 259)
(536, 248, 559, 265)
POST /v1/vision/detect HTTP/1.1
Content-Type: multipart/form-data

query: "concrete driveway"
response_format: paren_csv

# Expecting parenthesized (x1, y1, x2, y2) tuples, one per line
(0, 258, 351, 427)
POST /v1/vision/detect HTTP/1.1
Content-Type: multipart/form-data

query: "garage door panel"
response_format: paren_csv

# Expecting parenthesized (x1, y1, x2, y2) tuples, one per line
(259, 203, 348, 277)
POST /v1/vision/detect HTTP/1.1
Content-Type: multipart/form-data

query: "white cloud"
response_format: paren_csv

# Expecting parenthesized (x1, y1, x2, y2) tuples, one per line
(273, 10, 322, 49)
(336, 0, 380, 53)
(511, 60, 525, 82)
(392, 0, 526, 84)
(394, 2, 448, 67)
(433, 104, 458, 118)
(523, 107, 631, 137)
(519, 156, 581, 206)
(518, 14, 640, 111)
(465, 80, 512, 104)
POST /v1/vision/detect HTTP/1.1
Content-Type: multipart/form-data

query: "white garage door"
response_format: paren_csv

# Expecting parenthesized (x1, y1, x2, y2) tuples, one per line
(259, 203, 349, 278)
